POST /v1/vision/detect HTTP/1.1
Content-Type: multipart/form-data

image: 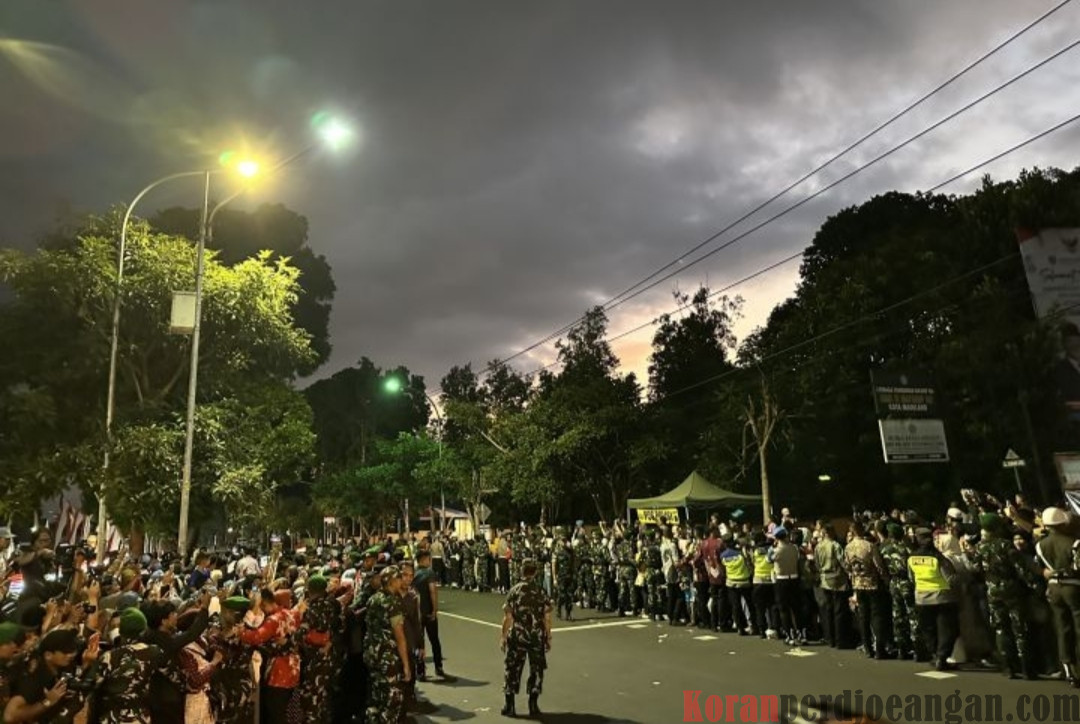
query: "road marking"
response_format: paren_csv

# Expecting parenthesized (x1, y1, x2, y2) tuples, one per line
(916, 671, 958, 680)
(627, 624, 648, 629)
(556, 619, 643, 632)
(441, 612, 501, 629)
(784, 649, 818, 657)
(693, 635, 718, 641)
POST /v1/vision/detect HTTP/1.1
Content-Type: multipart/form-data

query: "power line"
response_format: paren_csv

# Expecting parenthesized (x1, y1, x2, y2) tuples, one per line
(489, 17, 1078, 371)
(656, 112, 1080, 401)
(509, 108, 1080, 386)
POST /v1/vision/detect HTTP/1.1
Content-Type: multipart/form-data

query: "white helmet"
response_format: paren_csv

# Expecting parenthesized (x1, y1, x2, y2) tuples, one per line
(1042, 507, 1070, 527)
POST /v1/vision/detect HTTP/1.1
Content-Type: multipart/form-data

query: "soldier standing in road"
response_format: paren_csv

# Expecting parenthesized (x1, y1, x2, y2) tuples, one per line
(552, 532, 575, 621)
(575, 534, 593, 608)
(879, 524, 921, 660)
(500, 559, 552, 718)
(591, 531, 610, 612)
(1035, 506, 1080, 687)
(461, 538, 476, 591)
(844, 520, 891, 659)
(969, 513, 1040, 679)
(364, 566, 411, 724)
(644, 532, 665, 622)
(615, 532, 637, 617)
(474, 537, 493, 593)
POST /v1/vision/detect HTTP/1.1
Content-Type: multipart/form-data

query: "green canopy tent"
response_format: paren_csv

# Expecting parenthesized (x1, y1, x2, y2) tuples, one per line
(626, 471, 761, 524)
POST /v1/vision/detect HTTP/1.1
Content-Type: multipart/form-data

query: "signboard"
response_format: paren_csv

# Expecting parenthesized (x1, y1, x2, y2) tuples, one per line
(476, 503, 492, 524)
(1002, 449, 1026, 469)
(1054, 452, 1080, 491)
(871, 371, 938, 418)
(878, 419, 949, 463)
(636, 508, 681, 526)
(1018, 228, 1080, 327)
(170, 291, 196, 334)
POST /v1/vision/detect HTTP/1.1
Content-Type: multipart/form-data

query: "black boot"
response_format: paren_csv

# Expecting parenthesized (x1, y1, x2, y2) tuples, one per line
(502, 693, 516, 717)
(528, 694, 541, 717)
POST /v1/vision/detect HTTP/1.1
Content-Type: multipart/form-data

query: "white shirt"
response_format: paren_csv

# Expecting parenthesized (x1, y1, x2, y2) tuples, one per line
(236, 555, 261, 578)
(660, 539, 680, 583)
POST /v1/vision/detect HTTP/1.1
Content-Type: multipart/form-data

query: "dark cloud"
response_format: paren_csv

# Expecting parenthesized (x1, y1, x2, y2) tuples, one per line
(1, 0, 1076, 389)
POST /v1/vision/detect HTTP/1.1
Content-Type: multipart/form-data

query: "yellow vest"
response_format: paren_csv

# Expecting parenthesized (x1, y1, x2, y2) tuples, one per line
(908, 555, 950, 593)
(753, 549, 773, 580)
(723, 552, 750, 582)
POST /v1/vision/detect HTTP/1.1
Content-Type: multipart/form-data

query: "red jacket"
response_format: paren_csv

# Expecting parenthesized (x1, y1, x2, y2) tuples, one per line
(239, 607, 302, 688)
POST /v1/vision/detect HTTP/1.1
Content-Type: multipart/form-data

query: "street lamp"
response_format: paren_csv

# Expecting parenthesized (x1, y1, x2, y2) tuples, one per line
(99, 117, 354, 561)
(383, 377, 446, 534)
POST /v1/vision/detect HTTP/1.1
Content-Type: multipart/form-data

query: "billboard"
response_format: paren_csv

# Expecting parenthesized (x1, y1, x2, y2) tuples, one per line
(871, 371, 938, 418)
(878, 419, 950, 463)
(870, 368, 948, 464)
(1017, 228, 1080, 326)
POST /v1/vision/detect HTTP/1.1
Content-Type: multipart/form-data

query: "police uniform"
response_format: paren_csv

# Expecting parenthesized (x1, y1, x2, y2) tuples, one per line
(751, 541, 775, 638)
(721, 543, 753, 634)
(1035, 507, 1080, 685)
(907, 530, 959, 670)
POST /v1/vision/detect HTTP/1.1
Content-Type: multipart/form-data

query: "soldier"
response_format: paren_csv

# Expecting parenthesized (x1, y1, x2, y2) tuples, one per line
(968, 513, 1039, 679)
(364, 566, 411, 724)
(500, 559, 552, 718)
(96, 609, 163, 724)
(294, 576, 343, 723)
(1035, 506, 1080, 686)
(615, 532, 637, 617)
(575, 534, 593, 608)
(879, 524, 921, 660)
(552, 532, 575, 621)
(644, 532, 665, 622)
(474, 537, 492, 593)
(461, 538, 476, 591)
(591, 532, 610, 612)
(210, 597, 257, 724)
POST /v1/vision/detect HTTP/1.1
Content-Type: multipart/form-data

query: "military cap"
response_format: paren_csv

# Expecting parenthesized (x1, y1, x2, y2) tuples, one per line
(222, 596, 252, 613)
(119, 608, 148, 638)
(979, 513, 1003, 531)
(0, 622, 23, 646)
(307, 575, 329, 593)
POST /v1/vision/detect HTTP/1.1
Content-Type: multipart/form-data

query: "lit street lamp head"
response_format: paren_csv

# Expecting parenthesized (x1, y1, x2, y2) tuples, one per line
(384, 377, 403, 394)
(311, 112, 354, 151)
(236, 159, 260, 178)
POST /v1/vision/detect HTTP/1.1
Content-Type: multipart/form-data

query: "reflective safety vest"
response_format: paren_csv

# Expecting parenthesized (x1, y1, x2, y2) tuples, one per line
(908, 555, 950, 593)
(722, 551, 751, 583)
(753, 549, 773, 581)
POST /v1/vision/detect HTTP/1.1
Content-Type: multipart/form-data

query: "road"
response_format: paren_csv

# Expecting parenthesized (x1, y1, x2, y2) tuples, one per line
(409, 589, 1070, 723)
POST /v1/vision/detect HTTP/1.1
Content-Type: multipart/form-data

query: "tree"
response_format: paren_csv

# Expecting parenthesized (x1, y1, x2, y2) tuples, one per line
(0, 213, 317, 540)
(151, 203, 336, 373)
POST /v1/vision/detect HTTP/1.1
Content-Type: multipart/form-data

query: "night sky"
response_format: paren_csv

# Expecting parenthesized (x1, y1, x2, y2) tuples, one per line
(2, 1, 1078, 389)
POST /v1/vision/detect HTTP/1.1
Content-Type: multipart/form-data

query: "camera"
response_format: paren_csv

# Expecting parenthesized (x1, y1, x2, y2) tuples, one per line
(61, 673, 96, 694)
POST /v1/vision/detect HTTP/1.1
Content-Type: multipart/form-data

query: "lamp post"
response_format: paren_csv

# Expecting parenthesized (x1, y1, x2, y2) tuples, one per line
(102, 116, 355, 560)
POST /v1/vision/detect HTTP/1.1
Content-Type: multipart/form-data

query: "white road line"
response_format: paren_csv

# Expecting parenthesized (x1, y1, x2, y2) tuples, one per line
(441, 612, 642, 633)
(693, 635, 718, 641)
(916, 671, 958, 680)
(441, 612, 501, 629)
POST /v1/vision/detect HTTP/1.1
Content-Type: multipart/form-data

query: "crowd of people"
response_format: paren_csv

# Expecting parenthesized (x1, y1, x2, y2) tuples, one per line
(3, 486, 1080, 724)
(0, 525, 466, 724)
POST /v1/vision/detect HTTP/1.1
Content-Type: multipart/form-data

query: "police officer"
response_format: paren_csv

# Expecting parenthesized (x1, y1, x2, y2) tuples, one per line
(500, 559, 552, 718)
(750, 531, 775, 639)
(721, 536, 753, 635)
(1035, 506, 1080, 686)
(907, 527, 959, 671)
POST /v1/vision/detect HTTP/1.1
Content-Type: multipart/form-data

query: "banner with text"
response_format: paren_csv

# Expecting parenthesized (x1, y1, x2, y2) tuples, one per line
(871, 369, 948, 464)
(1018, 228, 1080, 327)
(636, 508, 681, 526)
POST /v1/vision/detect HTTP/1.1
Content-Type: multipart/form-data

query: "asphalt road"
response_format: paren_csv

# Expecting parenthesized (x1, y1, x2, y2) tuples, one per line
(409, 589, 1070, 724)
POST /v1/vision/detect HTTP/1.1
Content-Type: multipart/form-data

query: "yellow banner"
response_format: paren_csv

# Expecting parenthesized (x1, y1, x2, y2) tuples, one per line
(635, 508, 681, 526)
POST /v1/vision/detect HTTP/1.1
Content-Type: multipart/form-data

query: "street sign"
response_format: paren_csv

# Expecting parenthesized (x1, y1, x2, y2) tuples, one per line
(877, 419, 949, 463)
(1002, 449, 1026, 469)
(477, 503, 492, 523)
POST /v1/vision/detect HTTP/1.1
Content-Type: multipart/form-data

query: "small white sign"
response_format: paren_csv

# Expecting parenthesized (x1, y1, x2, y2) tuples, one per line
(170, 291, 196, 334)
(878, 419, 949, 463)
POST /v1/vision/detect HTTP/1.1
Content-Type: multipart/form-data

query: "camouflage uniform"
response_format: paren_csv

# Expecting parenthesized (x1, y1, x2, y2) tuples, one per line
(970, 531, 1040, 677)
(461, 541, 476, 590)
(615, 538, 637, 615)
(591, 536, 610, 611)
(509, 538, 523, 589)
(208, 629, 255, 724)
(645, 538, 665, 620)
(294, 595, 343, 724)
(553, 542, 575, 618)
(880, 536, 921, 659)
(96, 641, 165, 724)
(503, 577, 552, 696)
(575, 542, 593, 607)
(363, 590, 407, 724)
(473, 539, 492, 592)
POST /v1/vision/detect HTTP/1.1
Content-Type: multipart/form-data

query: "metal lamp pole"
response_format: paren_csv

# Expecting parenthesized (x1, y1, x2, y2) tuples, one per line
(423, 391, 446, 534)
(99, 170, 213, 562)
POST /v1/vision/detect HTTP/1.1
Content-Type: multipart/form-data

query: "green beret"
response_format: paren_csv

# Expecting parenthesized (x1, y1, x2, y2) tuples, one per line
(363, 546, 381, 558)
(222, 596, 252, 613)
(119, 608, 147, 639)
(886, 524, 904, 539)
(979, 513, 1003, 532)
(0, 622, 22, 646)
(307, 575, 329, 593)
